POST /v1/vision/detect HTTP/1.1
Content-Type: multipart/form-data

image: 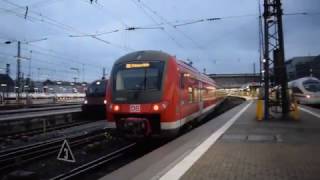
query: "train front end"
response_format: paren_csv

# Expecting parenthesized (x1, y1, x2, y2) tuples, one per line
(106, 51, 179, 139)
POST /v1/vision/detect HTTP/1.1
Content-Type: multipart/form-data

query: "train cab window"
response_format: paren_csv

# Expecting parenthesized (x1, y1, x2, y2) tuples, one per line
(303, 80, 320, 92)
(292, 87, 303, 94)
(86, 80, 106, 97)
(114, 61, 164, 91)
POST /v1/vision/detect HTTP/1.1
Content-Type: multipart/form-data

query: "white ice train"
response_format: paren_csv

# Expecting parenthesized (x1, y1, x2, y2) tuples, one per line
(288, 77, 320, 104)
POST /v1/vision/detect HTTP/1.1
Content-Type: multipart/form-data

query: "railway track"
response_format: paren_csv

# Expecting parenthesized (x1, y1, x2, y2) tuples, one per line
(0, 108, 81, 122)
(50, 143, 136, 180)
(0, 104, 81, 115)
(0, 130, 107, 173)
(1, 120, 96, 140)
(0, 105, 84, 138)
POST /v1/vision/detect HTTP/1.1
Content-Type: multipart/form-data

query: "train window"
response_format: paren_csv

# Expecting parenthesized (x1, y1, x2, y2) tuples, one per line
(303, 80, 320, 92)
(194, 88, 201, 102)
(292, 87, 303, 94)
(188, 87, 193, 103)
(200, 89, 204, 101)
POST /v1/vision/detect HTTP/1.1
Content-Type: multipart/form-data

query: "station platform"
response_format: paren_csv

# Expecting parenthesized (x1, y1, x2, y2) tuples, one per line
(100, 100, 320, 180)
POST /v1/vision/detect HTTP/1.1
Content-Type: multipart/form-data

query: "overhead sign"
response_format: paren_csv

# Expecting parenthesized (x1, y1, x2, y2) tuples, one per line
(57, 139, 76, 163)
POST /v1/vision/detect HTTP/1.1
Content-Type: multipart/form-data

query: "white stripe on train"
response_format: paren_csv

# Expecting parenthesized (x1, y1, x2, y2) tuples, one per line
(106, 100, 221, 130)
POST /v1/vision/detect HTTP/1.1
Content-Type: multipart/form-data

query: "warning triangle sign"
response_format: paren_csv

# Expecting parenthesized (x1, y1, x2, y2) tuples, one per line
(57, 139, 76, 163)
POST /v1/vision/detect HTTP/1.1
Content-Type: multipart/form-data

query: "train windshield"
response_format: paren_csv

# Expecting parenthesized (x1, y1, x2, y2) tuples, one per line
(303, 80, 320, 92)
(114, 61, 164, 91)
(86, 80, 106, 96)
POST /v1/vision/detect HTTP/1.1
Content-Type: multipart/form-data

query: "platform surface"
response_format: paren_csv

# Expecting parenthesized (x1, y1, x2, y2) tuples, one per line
(181, 103, 320, 180)
(100, 101, 320, 180)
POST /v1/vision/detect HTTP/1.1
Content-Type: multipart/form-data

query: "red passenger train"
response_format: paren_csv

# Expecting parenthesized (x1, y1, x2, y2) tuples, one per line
(106, 50, 225, 138)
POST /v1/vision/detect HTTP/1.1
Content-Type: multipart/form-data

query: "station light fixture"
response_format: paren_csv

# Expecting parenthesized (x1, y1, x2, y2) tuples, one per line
(104, 100, 107, 104)
(84, 100, 88, 104)
(306, 95, 311, 99)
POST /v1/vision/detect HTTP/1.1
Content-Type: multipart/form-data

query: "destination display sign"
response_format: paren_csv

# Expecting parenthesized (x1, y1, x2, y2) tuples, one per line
(126, 63, 150, 69)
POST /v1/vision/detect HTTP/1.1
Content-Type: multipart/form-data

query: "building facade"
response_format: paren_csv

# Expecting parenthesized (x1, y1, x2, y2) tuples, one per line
(286, 55, 320, 81)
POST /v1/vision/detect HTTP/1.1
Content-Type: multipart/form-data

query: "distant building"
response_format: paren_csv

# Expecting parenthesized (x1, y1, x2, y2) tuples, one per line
(286, 55, 320, 81)
(0, 74, 14, 92)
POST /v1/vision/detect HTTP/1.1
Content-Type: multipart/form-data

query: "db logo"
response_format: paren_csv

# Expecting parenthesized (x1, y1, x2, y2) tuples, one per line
(130, 104, 141, 112)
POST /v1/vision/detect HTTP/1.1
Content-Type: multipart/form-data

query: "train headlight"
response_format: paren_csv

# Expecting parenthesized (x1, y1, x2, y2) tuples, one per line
(306, 95, 311, 99)
(153, 104, 159, 111)
(104, 100, 107, 104)
(114, 105, 120, 111)
(84, 100, 88, 104)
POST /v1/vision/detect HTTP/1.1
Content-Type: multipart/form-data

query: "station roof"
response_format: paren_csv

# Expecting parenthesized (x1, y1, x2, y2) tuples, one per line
(208, 73, 260, 89)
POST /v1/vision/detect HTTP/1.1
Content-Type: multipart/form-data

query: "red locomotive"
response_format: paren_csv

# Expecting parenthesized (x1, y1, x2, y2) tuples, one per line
(82, 79, 108, 119)
(106, 50, 225, 138)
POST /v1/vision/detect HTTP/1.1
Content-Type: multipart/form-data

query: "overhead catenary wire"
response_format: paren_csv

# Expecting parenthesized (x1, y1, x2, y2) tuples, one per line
(69, 26, 164, 38)
(2, 0, 319, 79)
(130, 0, 185, 49)
(0, 52, 99, 81)
(1, 0, 132, 52)
(136, 0, 204, 50)
(0, 36, 103, 70)
(80, 0, 129, 28)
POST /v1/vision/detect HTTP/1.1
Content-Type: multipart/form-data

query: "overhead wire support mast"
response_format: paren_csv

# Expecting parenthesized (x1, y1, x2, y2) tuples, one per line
(262, 0, 289, 120)
(3, 38, 47, 103)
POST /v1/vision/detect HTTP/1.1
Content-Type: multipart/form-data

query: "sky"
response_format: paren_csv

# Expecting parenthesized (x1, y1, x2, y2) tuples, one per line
(0, 0, 319, 82)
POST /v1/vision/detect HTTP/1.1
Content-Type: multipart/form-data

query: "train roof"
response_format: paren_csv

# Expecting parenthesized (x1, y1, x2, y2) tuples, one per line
(114, 50, 216, 86)
(289, 77, 320, 84)
(114, 50, 172, 64)
(176, 60, 216, 86)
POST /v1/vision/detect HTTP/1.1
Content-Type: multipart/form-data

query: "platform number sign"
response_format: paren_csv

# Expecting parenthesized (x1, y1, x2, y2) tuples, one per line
(57, 139, 76, 163)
